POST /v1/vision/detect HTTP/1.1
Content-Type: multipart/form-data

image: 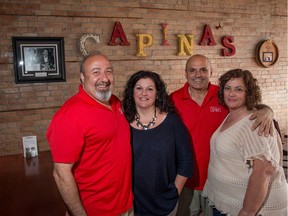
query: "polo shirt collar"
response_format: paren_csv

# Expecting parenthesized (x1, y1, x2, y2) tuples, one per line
(182, 82, 217, 101)
(182, 82, 213, 97)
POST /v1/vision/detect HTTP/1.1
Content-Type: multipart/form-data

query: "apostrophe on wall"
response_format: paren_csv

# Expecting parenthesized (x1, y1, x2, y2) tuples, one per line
(215, 22, 222, 29)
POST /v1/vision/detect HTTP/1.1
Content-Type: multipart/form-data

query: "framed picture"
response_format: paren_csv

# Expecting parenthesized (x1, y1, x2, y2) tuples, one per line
(12, 37, 66, 83)
(255, 39, 279, 68)
(262, 52, 273, 62)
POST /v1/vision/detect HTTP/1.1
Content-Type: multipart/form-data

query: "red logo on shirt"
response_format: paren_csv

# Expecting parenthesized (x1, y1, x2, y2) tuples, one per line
(210, 106, 221, 112)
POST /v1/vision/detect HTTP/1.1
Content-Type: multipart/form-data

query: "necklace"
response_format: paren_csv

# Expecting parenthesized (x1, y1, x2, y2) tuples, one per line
(135, 109, 157, 130)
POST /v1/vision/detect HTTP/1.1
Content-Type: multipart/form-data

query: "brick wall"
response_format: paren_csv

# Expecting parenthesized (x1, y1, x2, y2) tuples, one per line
(0, 0, 287, 155)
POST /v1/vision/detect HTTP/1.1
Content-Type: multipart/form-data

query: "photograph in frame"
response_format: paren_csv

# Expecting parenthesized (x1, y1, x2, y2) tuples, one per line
(262, 52, 273, 62)
(12, 37, 66, 83)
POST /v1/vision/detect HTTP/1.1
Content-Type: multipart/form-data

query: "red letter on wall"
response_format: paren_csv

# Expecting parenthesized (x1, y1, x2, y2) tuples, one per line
(108, 22, 130, 46)
(222, 36, 236, 56)
(199, 24, 216, 46)
(162, 23, 169, 46)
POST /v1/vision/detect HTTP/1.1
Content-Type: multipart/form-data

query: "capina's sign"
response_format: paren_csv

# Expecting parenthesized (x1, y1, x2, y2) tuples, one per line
(90, 22, 236, 57)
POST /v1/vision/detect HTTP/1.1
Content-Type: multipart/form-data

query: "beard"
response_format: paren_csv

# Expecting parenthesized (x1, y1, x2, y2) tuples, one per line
(95, 89, 112, 102)
(82, 80, 113, 103)
(94, 80, 112, 102)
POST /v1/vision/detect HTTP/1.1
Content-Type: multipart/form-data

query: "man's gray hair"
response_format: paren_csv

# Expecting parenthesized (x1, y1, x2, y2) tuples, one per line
(80, 51, 104, 73)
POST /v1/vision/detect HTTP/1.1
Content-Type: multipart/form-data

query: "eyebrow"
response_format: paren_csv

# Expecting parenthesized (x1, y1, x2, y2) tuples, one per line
(135, 84, 155, 87)
(91, 66, 113, 70)
(187, 67, 207, 69)
(225, 85, 245, 88)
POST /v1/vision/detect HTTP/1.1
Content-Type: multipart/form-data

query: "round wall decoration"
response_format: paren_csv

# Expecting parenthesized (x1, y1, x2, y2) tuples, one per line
(79, 34, 100, 56)
(255, 39, 279, 67)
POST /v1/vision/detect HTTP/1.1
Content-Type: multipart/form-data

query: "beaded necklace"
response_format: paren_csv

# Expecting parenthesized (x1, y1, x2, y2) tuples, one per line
(135, 109, 157, 130)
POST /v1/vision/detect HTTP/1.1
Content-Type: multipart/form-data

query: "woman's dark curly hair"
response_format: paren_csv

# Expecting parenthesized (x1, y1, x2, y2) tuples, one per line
(218, 69, 262, 110)
(122, 70, 175, 123)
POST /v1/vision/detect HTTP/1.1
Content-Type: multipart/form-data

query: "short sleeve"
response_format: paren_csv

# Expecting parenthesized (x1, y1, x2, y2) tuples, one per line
(239, 120, 281, 169)
(47, 109, 85, 163)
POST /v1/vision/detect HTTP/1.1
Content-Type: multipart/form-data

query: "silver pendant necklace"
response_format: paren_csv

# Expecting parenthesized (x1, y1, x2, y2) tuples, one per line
(135, 109, 157, 130)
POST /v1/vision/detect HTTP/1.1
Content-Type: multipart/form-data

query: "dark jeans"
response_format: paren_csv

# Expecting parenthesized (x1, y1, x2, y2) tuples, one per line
(213, 208, 226, 216)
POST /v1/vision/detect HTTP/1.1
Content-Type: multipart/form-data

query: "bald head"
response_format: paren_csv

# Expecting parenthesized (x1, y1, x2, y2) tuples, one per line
(186, 54, 212, 72)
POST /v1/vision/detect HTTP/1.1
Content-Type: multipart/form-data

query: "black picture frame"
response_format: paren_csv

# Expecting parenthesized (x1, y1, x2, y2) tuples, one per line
(12, 37, 66, 83)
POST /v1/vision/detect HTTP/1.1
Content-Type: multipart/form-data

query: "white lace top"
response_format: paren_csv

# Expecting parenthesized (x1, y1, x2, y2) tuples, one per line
(203, 114, 288, 216)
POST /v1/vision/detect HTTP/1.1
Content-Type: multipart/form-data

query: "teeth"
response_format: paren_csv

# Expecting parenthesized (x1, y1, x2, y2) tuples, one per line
(97, 84, 108, 87)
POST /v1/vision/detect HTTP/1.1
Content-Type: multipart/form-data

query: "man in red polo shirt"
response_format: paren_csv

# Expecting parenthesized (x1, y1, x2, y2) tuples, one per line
(47, 53, 133, 216)
(170, 54, 273, 216)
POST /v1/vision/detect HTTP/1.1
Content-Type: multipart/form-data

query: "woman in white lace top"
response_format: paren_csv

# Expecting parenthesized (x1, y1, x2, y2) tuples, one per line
(202, 69, 287, 216)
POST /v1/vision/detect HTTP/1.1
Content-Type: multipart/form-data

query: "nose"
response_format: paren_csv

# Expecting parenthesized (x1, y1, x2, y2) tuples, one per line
(99, 72, 109, 81)
(195, 70, 202, 77)
(228, 89, 236, 96)
(141, 89, 148, 95)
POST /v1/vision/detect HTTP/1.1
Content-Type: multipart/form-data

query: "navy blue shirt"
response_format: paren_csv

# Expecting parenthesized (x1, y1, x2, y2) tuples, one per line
(131, 112, 193, 215)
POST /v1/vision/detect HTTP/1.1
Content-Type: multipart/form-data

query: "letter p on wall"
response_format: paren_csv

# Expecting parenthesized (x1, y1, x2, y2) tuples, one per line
(135, 34, 153, 57)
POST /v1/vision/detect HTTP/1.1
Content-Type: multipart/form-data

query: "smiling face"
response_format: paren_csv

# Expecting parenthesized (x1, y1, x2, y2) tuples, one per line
(80, 55, 114, 104)
(223, 77, 247, 111)
(185, 55, 212, 91)
(133, 78, 157, 110)
(43, 49, 48, 57)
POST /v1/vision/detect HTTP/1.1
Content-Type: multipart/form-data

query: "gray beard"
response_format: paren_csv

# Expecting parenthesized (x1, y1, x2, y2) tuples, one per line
(95, 89, 112, 102)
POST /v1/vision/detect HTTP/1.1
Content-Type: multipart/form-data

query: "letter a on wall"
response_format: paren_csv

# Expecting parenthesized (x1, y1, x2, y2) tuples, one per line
(108, 22, 130, 46)
(199, 24, 216, 46)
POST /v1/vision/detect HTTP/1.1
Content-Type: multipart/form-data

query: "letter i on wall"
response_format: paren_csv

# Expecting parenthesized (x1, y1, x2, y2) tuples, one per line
(162, 23, 169, 46)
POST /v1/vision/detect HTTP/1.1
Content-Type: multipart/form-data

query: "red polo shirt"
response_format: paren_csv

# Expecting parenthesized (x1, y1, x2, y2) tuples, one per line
(170, 82, 228, 190)
(47, 85, 133, 215)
